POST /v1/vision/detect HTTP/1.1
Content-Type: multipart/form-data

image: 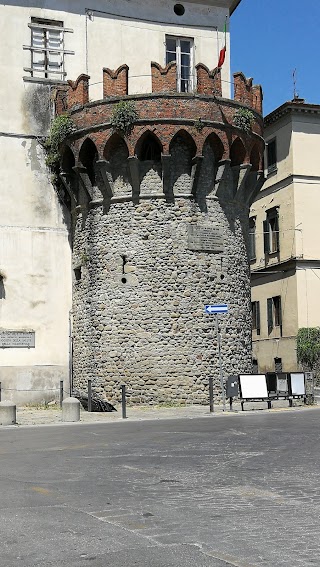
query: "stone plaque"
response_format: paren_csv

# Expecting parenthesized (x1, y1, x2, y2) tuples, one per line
(0, 331, 35, 348)
(187, 225, 224, 252)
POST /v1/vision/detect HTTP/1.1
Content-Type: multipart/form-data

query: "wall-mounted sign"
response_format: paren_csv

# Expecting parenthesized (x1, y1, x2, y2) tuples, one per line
(187, 225, 224, 253)
(0, 331, 35, 348)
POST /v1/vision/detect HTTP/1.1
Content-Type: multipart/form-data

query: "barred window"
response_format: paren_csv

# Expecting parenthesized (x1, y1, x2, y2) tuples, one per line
(24, 18, 74, 81)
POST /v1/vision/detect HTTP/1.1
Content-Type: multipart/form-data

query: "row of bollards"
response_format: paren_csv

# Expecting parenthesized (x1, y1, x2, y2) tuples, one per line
(0, 380, 214, 425)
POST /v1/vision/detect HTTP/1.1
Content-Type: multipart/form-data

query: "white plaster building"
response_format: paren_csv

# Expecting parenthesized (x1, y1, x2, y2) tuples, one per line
(0, 0, 244, 404)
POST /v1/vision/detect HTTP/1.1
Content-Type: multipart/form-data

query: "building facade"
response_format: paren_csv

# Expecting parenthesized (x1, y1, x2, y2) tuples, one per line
(0, 0, 263, 405)
(250, 99, 320, 375)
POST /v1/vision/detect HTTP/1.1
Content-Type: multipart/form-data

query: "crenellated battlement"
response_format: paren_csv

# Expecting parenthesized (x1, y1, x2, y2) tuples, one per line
(54, 64, 263, 115)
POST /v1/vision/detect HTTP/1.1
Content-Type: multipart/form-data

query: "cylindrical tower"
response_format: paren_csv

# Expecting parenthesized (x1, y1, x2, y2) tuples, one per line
(56, 67, 264, 405)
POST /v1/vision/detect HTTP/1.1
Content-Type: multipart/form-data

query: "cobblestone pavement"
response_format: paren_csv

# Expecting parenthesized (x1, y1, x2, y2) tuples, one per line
(1, 407, 320, 566)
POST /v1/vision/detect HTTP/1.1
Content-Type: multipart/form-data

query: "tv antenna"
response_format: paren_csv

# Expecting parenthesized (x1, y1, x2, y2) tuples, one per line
(293, 68, 299, 100)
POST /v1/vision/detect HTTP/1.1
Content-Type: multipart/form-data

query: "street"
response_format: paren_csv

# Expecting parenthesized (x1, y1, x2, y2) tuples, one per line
(1, 409, 320, 566)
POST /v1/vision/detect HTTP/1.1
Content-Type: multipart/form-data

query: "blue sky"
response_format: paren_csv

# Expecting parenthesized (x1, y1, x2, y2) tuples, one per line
(231, 0, 320, 116)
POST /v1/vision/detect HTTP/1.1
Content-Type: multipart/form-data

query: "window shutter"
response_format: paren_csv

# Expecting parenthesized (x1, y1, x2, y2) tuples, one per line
(263, 220, 269, 254)
(267, 298, 273, 333)
(275, 211, 280, 252)
(278, 296, 282, 327)
(256, 301, 260, 335)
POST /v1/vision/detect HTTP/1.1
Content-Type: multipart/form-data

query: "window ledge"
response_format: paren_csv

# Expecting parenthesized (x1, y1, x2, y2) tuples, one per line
(23, 76, 68, 85)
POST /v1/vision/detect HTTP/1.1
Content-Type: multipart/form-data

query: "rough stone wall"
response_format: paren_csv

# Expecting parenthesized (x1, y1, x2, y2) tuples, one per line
(72, 152, 252, 406)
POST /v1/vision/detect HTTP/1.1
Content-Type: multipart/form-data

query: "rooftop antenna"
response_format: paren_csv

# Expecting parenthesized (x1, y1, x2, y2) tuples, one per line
(293, 68, 299, 100)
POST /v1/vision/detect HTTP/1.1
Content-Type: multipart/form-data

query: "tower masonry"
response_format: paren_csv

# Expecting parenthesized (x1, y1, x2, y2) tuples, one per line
(56, 65, 264, 405)
(50, 0, 264, 405)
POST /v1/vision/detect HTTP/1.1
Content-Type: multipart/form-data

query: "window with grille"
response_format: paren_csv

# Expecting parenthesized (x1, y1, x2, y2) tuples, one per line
(165, 36, 194, 93)
(24, 18, 74, 81)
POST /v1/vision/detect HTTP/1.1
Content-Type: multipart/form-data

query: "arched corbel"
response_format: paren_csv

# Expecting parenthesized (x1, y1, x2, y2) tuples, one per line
(94, 160, 114, 200)
(128, 156, 140, 202)
(72, 165, 93, 207)
(190, 155, 204, 198)
(161, 154, 173, 202)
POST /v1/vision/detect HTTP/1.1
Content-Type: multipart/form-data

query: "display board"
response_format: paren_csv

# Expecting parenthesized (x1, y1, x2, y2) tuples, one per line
(239, 374, 268, 399)
(290, 373, 305, 396)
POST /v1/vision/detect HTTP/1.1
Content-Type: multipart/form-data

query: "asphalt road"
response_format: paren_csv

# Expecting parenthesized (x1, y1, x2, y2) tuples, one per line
(1, 409, 320, 567)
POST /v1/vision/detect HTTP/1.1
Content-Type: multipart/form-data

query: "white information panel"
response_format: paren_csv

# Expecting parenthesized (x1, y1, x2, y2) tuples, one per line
(290, 373, 305, 395)
(239, 374, 268, 399)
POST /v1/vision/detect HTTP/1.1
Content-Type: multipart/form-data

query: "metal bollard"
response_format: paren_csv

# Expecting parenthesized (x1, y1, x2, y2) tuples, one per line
(60, 380, 64, 408)
(121, 384, 127, 419)
(88, 379, 92, 412)
(209, 377, 214, 413)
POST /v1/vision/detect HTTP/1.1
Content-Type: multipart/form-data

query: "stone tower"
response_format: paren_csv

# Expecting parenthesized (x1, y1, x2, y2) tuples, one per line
(55, 4, 264, 406)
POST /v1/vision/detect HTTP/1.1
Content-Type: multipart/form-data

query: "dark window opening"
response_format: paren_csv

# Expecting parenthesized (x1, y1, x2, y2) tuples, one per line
(74, 267, 81, 281)
(79, 139, 98, 185)
(267, 138, 277, 173)
(251, 301, 260, 335)
(267, 296, 282, 335)
(174, 4, 185, 16)
(140, 137, 162, 161)
(252, 359, 258, 374)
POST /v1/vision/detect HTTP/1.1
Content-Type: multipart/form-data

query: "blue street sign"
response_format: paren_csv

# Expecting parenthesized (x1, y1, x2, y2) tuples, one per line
(205, 304, 228, 314)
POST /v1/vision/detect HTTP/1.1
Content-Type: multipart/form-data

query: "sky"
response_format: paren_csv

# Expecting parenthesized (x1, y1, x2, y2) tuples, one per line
(231, 0, 320, 116)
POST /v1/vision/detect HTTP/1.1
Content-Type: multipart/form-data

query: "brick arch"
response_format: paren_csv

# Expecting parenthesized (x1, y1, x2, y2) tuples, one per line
(203, 132, 225, 163)
(249, 143, 261, 172)
(79, 138, 99, 185)
(135, 130, 163, 161)
(103, 133, 129, 161)
(60, 145, 75, 174)
(230, 137, 246, 167)
(169, 129, 197, 157)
